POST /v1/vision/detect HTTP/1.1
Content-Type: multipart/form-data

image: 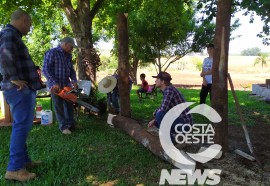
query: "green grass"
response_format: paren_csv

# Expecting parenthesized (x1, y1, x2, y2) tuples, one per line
(0, 88, 270, 185)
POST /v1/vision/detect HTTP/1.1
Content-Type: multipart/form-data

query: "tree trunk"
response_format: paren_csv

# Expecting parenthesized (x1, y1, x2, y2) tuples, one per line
(117, 13, 131, 117)
(212, 0, 232, 152)
(61, 0, 103, 82)
(130, 55, 139, 85)
(109, 115, 193, 169)
(157, 50, 162, 73)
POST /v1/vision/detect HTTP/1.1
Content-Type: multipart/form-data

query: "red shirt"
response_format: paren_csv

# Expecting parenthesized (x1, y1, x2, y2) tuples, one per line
(141, 80, 149, 91)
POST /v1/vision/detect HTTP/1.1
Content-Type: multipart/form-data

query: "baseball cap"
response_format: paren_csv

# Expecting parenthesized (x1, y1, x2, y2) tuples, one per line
(152, 72, 172, 81)
(61, 37, 77, 48)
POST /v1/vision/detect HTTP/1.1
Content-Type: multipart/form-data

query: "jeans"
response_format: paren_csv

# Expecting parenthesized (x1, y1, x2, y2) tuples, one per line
(4, 87, 36, 171)
(51, 93, 75, 131)
(107, 89, 120, 114)
(155, 110, 186, 134)
(199, 84, 212, 104)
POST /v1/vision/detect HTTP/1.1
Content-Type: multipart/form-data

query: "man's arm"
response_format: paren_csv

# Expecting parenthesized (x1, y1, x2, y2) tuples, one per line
(0, 34, 19, 81)
(200, 58, 212, 76)
(158, 89, 174, 112)
(200, 59, 211, 85)
(42, 50, 57, 86)
(201, 69, 212, 76)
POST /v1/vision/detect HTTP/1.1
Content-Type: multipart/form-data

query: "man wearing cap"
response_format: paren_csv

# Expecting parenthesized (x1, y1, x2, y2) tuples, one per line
(148, 72, 193, 138)
(42, 37, 78, 135)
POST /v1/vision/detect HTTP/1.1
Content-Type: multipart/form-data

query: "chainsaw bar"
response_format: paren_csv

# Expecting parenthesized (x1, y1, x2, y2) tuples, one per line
(76, 99, 99, 113)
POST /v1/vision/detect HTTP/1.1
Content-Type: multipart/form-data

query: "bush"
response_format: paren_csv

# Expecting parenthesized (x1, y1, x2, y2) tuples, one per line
(192, 57, 203, 71)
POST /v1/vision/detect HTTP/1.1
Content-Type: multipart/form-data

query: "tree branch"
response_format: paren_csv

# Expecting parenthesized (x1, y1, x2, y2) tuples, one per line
(161, 55, 173, 69)
(60, 0, 77, 18)
(90, 0, 105, 19)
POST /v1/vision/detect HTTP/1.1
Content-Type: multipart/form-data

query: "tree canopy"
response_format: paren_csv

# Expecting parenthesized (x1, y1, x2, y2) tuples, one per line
(0, 0, 269, 76)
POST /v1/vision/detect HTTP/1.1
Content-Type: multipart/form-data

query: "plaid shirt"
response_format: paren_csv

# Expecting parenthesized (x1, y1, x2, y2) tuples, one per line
(156, 85, 193, 124)
(42, 46, 77, 89)
(0, 24, 41, 90)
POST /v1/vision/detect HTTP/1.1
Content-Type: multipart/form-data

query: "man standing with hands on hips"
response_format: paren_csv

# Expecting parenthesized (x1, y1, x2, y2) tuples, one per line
(0, 9, 42, 182)
(42, 37, 78, 135)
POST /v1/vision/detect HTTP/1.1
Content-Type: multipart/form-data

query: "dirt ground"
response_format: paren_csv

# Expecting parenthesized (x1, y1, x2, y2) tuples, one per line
(135, 71, 267, 91)
(146, 122, 270, 185)
(203, 124, 270, 185)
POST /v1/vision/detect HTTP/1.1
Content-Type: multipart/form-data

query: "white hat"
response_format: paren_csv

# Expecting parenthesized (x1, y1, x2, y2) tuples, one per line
(98, 76, 117, 93)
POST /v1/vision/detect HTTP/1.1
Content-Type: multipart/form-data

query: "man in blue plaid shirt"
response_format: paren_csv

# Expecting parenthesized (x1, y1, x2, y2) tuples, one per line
(148, 72, 193, 139)
(0, 9, 42, 182)
(42, 37, 78, 135)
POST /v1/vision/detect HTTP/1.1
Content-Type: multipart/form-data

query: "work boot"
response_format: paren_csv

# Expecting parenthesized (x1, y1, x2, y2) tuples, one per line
(5, 169, 36, 182)
(25, 160, 42, 169)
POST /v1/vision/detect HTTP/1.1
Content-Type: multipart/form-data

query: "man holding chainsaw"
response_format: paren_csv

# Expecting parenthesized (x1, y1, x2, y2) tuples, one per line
(42, 37, 78, 135)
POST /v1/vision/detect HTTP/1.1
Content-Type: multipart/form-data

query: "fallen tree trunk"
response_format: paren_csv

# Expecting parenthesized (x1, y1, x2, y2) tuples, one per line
(112, 115, 164, 156)
(107, 114, 196, 171)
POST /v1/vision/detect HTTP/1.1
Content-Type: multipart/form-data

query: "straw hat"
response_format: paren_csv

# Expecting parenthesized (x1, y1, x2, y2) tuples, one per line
(98, 76, 117, 93)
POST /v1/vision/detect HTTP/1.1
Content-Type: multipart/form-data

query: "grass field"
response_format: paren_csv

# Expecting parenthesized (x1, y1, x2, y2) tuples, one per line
(1, 87, 270, 185)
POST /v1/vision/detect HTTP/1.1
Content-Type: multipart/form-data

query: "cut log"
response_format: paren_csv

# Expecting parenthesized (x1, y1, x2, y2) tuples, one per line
(108, 114, 196, 172)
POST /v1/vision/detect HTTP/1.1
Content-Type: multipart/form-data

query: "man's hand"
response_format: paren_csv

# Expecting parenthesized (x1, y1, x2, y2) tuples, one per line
(200, 72, 205, 77)
(148, 119, 156, 128)
(51, 84, 61, 93)
(11, 80, 28, 90)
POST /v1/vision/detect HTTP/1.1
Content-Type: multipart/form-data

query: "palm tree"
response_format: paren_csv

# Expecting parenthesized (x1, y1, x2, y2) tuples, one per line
(254, 52, 270, 71)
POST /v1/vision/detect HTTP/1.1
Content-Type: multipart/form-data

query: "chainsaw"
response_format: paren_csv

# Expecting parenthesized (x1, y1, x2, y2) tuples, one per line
(55, 86, 99, 113)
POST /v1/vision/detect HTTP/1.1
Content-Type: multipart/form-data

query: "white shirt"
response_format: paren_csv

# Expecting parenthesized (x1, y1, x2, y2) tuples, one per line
(202, 57, 213, 84)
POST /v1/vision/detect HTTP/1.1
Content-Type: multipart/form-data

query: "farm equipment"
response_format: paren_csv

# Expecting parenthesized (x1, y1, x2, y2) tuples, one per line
(55, 86, 99, 117)
(228, 73, 261, 166)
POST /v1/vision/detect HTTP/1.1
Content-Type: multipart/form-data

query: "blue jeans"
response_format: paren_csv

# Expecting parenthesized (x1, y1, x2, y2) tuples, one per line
(4, 87, 36, 171)
(51, 93, 75, 131)
(155, 111, 187, 133)
(155, 110, 188, 143)
(107, 90, 120, 112)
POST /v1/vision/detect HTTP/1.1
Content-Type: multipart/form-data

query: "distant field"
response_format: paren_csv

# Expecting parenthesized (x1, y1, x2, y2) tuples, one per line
(97, 56, 269, 90)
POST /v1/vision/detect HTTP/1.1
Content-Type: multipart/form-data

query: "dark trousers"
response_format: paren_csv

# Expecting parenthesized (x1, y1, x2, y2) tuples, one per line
(51, 93, 75, 131)
(4, 87, 36, 171)
(200, 84, 212, 104)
